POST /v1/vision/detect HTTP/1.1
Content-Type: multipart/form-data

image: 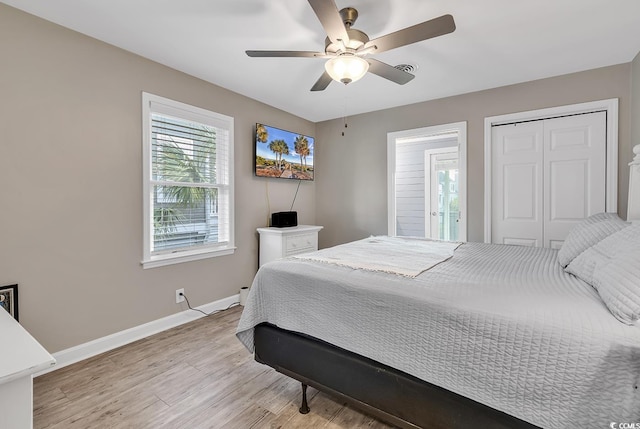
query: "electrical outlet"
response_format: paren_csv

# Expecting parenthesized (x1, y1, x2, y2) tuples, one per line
(175, 288, 185, 304)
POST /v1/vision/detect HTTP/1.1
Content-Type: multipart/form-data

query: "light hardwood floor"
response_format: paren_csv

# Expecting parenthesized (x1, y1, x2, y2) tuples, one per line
(33, 305, 394, 428)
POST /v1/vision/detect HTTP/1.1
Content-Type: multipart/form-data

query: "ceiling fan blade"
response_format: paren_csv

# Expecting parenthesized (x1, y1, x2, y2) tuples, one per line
(367, 59, 415, 85)
(310, 71, 333, 91)
(246, 50, 329, 58)
(365, 14, 455, 54)
(307, 0, 349, 44)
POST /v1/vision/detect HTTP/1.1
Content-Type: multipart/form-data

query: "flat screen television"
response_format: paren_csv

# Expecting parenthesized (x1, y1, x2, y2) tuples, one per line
(255, 123, 314, 181)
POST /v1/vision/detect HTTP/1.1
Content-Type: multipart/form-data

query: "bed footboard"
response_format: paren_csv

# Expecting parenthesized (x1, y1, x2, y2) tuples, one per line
(254, 323, 539, 429)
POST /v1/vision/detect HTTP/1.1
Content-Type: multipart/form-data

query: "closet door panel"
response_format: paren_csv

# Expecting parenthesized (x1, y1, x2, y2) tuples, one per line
(543, 112, 607, 248)
(491, 122, 544, 246)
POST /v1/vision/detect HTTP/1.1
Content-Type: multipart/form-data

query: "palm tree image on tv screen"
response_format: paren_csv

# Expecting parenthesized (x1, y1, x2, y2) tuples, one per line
(255, 123, 314, 180)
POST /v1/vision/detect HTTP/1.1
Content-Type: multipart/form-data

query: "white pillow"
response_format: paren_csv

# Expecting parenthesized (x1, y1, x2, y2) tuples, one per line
(592, 252, 640, 325)
(566, 224, 640, 324)
(557, 212, 628, 268)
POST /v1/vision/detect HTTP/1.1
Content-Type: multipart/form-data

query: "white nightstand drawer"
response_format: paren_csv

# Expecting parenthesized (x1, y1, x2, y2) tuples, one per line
(285, 234, 317, 255)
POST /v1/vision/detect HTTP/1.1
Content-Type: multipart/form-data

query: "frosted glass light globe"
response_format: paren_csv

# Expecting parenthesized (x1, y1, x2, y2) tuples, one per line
(325, 55, 369, 85)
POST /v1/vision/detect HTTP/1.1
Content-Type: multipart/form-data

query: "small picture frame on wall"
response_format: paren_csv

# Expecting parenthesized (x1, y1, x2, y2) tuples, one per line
(0, 284, 19, 321)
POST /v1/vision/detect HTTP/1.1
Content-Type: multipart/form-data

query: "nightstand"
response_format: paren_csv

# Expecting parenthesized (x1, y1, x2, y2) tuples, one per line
(257, 225, 323, 267)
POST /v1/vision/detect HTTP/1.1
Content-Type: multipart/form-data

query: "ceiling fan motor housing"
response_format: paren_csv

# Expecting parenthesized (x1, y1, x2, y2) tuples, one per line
(325, 28, 369, 54)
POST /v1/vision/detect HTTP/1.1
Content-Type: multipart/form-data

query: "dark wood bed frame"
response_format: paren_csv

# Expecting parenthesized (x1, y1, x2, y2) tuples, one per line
(254, 323, 540, 429)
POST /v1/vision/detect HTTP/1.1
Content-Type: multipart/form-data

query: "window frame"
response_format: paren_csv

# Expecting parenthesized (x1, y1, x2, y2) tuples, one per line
(141, 92, 235, 269)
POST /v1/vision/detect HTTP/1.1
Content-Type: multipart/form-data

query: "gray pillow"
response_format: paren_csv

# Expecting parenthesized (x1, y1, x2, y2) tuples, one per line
(566, 224, 640, 324)
(557, 212, 628, 268)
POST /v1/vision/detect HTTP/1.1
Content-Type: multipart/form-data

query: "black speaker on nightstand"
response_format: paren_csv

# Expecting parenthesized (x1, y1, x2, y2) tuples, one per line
(271, 211, 298, 228)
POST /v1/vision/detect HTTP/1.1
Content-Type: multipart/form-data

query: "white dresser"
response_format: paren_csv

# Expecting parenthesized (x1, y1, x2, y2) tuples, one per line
(257, 225, 323, 267)
(0, 309, 56, 429)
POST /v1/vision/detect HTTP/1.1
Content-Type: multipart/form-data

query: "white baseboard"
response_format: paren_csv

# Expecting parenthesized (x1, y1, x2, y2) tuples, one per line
(36, 294, 240, 376)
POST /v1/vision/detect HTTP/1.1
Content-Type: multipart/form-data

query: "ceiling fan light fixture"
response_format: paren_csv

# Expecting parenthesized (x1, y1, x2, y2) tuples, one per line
(325, 55, 369, 85)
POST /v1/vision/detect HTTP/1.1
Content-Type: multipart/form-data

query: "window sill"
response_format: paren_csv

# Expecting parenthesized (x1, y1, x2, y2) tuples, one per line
(141, 246, 236, 269)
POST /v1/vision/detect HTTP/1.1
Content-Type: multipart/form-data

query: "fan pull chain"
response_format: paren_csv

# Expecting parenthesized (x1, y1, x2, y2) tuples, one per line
(342, 101, 348, 136)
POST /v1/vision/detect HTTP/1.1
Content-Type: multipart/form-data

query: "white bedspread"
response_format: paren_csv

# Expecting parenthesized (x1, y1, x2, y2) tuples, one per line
(292, 236, 461, 277)
(237, 240, 640, 429)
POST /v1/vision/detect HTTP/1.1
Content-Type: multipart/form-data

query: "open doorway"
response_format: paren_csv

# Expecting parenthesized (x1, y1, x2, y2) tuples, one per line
(387, 122, 467, 241)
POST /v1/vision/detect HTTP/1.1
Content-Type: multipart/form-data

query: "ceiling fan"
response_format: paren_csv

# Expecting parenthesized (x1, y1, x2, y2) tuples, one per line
(246, 0, 456, 91)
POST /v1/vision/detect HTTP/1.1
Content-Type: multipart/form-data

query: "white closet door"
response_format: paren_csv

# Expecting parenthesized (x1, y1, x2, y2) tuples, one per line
(491, 111, 607, 248)
(543, 112, 607, 248)
(491, 121, 544, 247)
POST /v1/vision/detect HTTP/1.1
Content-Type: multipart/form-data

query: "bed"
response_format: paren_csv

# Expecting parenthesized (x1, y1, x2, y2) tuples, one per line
(237, 146, 640, 429)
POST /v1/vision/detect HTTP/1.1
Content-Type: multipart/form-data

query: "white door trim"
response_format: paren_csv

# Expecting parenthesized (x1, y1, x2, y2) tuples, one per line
(483, 98, 618, 243)
(388, 121, 467, 240)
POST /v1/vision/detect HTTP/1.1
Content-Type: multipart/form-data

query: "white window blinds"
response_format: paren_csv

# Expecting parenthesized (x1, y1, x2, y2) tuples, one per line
(142, 93, 234, 268)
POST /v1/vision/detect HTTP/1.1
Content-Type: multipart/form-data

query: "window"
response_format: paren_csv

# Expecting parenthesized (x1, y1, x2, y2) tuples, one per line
(142, 93, 234, 268)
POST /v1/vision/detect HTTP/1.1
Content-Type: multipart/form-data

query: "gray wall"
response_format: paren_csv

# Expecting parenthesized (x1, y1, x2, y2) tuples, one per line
(316, 64, 633, 247)
(0, 4, 316, 352)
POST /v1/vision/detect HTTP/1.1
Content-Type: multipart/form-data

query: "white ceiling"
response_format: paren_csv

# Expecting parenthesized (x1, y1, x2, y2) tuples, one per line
(4, 0, 640, 122)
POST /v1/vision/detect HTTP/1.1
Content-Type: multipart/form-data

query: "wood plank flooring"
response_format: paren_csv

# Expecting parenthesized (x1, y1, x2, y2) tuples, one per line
(33, 306, 394, 429)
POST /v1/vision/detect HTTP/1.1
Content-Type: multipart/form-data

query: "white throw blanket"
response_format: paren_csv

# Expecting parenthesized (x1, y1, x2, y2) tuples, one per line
(292, 236, 462, 277)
